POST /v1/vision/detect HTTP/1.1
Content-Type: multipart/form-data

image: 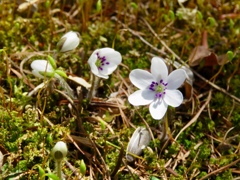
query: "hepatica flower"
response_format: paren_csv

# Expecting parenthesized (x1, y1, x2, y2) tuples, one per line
(30, 58, 74, 98)
(57, 31, 80, 52)
(31, 60, 56, 78)
(128, 57, 186, 120)
(88, 47, 122, 79)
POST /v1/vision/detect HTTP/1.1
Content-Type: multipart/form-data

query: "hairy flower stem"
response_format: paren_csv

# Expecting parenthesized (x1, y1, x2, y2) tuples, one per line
(159, 114, 169, 142)
(56, 160, 62, 179)
(88, 74, 101, 101)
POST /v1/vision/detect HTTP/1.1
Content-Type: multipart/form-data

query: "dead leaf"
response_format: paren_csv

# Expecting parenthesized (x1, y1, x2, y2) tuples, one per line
(68, 75, 91, 89)
(203, 52, 218, 66)
(188, 46, 211, 66)
(217, 54, 230, 65)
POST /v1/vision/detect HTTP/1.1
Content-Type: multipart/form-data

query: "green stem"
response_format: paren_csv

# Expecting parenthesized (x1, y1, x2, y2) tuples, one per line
(106, 141, 121, 150)
(56, 161, 62, 180)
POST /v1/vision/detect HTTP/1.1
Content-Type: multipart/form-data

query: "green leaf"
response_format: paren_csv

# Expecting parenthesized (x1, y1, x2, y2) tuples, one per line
(43, 173, 60, 180)
(150, 176, 160, 180)
(55, 69, 68, 78)
(45, 0, 50, 8)
(96, 0, 102, 12)
(130, 2, 138, 9)
(197, 11, 203, 21)
(48, 55, 57, 70)
(169, 10, 175, 20)
(227, 51, 234, 61)
(39, 71, 55, 78)
(229, 19, 234, 29)
(37, 165, 45, 177)
(207, 17, 216, 27)
(80, 159, 86, 175)
(99, 119, 106, 130)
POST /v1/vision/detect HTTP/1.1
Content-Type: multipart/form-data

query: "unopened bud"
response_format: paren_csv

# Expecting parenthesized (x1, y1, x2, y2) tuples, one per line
(126, 127, 151, 162)
(57, 31, 80, 52)
(51, 141, 68, 162)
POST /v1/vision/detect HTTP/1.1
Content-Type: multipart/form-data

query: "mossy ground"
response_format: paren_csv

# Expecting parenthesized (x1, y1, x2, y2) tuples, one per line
(0, 0, 240, 179)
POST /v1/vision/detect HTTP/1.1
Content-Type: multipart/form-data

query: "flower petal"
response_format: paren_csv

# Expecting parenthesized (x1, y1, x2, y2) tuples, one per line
(96, 73, 109, 79)
(59, 31, 80, 52)
(164, 89, 183, 107)
(99, 62, 118, 76)
(100, 48, 122, 65)
(149, 99, 168, 120)
(129, 69, 154, 90)
(151, 57, 168, 81)
(167, 69, 186, 89)
(31, 60, 54, 72)
(32, 70, 44, 78)
(128, 89, 155, 106)
(88, 51, 100, 76)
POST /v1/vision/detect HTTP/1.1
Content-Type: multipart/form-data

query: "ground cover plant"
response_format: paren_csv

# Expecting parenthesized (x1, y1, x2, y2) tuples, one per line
(0, 0, 240, 179)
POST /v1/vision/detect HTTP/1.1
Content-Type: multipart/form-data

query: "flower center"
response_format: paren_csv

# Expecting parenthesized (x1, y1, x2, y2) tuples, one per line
(95, 52, 110, 71)
(149, 79, 168, 98)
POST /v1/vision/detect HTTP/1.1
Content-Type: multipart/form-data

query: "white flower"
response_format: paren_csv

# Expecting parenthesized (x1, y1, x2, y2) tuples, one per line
(128, 57, 186, 120)
(31, 60, 55, 78)
(51, 141, 68, 162)
(58, 31, 80, 52)
(30, 59, 75, 98)
(88, 47, 122, 79)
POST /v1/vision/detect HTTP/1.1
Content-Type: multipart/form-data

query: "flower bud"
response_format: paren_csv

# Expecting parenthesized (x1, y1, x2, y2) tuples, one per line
(31, 60, 55, 79)
(57, 31, 80, 52)
(51, 141, 68, 162)
(126, 127, 151, 162)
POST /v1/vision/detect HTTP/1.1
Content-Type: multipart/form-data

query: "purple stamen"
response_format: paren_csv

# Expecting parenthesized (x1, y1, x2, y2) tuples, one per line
(96, 52, 110, 70)
(149, 79, 168, 99)
(155, 92, 162, 98)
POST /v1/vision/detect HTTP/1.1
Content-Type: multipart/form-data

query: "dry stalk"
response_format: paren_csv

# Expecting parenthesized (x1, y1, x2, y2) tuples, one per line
(199, 158, 240, 180)
(174, 90, 212, 141)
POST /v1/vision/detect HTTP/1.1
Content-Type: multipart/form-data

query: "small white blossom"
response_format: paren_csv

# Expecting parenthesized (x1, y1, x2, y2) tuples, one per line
(30, 59, 74, 98)
(58, 31, 80, 52)
(88, 47, 122, 79)
(128, 57, 187, 120)
(31, 60, 55, 78)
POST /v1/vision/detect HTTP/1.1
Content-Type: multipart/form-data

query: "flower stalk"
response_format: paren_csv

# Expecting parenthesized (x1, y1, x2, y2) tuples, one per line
(87, 73, 101, 101)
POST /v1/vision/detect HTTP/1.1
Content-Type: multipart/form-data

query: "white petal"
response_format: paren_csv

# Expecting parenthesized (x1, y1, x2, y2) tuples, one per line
(149, 99, 168, 120)
(167, 69, 186, 89)
(99, 62, 118, 76)
(128, 89, 155, 106)
(129, 69, 154, 90)
(88, 52, 100, 75)
(32, 70, 44, 78)
(96, 73, 109, 79)
(97, 48, 122, 76)
(60, 31, 80, 52)
(164, 89, 183, 107)
(151, 57, 168, 81)
(31, 60, 53, 72)
(100, 47, 122, 65)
